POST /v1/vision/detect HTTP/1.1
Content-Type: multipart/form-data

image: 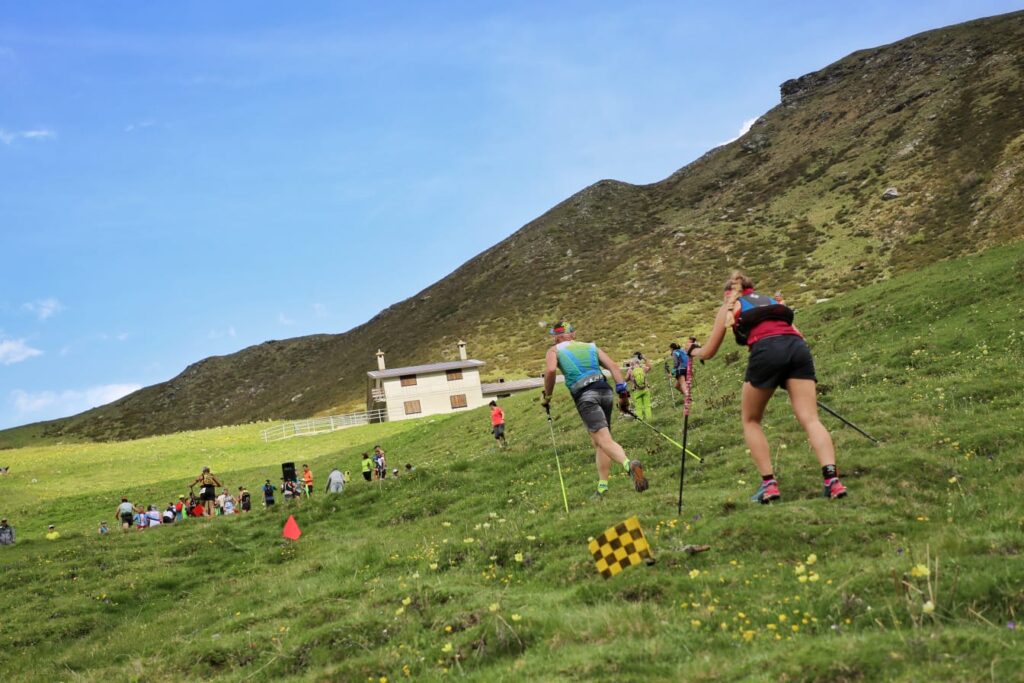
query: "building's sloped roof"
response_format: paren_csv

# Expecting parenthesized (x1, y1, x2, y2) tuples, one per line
(481, 376, 563, 394)
(367, 359, 485, 379)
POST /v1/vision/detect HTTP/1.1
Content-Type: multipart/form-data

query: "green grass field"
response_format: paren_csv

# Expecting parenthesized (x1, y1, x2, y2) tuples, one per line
(2, 244, 1023, 682)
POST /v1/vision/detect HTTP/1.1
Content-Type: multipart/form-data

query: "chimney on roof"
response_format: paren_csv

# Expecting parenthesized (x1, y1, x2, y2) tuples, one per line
(457, 340, 467, 361)
(376, 349, 386, 371)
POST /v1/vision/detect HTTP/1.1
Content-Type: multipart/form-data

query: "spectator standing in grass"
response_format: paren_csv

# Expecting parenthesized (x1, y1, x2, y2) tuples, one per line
(0, 518, 14, 546)
(190, 467, 223, 517)
(326, 468, 345, 494)
(302, 464, 315, 497)
(489, 401, 508, 449)
(361, 453, 373, 482)
(238, 486, 252, 512)
(626, 353, 653, 421)
(175, 496, 185, 521)
(262, 479, 276, 507)
(115, 498, 135, 531)
(373, 445, 387, 480)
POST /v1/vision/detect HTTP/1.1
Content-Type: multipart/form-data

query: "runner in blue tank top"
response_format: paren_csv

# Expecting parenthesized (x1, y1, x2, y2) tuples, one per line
(541, 321, 648, 498)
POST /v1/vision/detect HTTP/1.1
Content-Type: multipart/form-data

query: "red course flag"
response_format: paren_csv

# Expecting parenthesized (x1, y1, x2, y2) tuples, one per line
(282, 515, 302, 541)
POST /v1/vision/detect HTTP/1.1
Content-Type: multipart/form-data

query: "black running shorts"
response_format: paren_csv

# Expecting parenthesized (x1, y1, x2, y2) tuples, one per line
(745, 335, 817, 389)
(573, 382, 613, 433)
(492, 423, 505, 438)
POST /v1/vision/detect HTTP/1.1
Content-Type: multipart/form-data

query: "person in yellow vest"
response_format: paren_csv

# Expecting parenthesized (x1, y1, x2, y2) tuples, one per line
(361, 453, 373, 482)
(302, 464, 314, 497)
(626, 352, 653, 421)
(541, 321, 648, 498)
(45, 524, 60, 541)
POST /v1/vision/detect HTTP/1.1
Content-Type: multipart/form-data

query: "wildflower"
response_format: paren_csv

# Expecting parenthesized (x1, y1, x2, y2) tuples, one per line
(947, 477, 957, 484)
(808, 573, 820, 583)
(688, 569, 701, 579)
(463, 537, 475, 544)
(511, 614, 522, 622)
(442, 521, 451, 527)
(778, 614, 788, 622)
(720, 622, 728, 631)
(806, 554, 817, 565)
(766, 624, 777, 631)
(395, 607, 405, 616)
(441, 643, 453, 653)
(489, 555, 498, 561)
(910, 564, 930, 578)
(514, 552, 524, 563)
(526, 535, 537, 541)
(489, 603, 500, 612)
(429, 563, 439, 570)
(794, 563, 806, 575)
(401, 596, 412, 606)
(380, 677, 388, 683)
(444, 625, 452, 633)
(922, 601, 935, 614)
(798, 575, 808, 584)
(489, 512, 498, 518)
(742, 630, 755, 641)
(791, 624, 799, 632)
(1008, 621, 1017, 630)
(690, 619, 701, 628)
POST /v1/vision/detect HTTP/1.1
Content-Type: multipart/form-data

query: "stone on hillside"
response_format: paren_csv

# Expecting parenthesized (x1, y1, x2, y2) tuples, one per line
(882, 187, 900, 200)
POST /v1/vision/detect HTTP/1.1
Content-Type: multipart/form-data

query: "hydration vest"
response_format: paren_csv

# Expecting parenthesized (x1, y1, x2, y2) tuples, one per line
(631, 365, 648, 391)
(555, 341, 603, 391)
(732, 292, 794, 346)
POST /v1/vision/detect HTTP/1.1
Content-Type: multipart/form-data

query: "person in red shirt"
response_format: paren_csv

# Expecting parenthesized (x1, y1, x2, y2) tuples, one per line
(686, 271, 847, 504)
(489, 401, 508, 449)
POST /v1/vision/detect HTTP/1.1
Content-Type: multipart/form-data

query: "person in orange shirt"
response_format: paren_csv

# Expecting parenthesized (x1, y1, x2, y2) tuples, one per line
(489, 401, 508, 449)
(302, 464, 314, 497)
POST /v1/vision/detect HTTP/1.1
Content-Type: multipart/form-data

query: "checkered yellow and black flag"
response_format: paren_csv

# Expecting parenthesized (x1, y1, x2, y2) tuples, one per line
(588, 516, 654, 579)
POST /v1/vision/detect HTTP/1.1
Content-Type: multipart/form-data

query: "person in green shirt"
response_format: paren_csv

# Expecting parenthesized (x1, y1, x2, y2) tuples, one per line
(541, 321, 648, 498)
(626, 352, 653, 421)
(361, 453, 373, 482)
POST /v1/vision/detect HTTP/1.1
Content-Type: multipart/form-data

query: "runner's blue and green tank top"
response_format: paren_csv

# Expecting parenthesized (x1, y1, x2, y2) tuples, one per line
(555, 341, 603, 389)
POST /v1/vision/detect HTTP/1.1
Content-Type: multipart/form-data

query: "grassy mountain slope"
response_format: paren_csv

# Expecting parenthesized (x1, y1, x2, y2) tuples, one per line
(5, 10, 1024, 445)
(0, 244, 1021, 681)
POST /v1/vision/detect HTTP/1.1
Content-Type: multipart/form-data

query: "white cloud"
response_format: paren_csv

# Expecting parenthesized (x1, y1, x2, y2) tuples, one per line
(720, 117, 758, 145)
(124, 119, 156, 133)
(22, 297, 63, 320)
(278, 313, 295, 325)
(208, 326, 237, 339)
(0, 128, 56, 145)
(312, 303, 328, 318)
(10, 383, 142, 420)
(0, 338, 42, 365)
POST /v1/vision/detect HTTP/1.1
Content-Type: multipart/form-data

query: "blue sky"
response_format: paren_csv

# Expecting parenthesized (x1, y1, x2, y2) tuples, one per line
(1, 1, 1020, 429)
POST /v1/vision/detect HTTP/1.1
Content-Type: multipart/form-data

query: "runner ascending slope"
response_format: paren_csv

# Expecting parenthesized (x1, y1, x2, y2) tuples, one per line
(541, 321, 648, 498)
(686, 272, 847, 503)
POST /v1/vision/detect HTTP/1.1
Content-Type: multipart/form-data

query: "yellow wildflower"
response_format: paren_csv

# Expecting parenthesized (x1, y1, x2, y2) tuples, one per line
(910, 564, 930, 578)
(511, 614, 522, 622)
(441, 643, 453, 653)
(922, 600, 935, 614)
(514, 552, 524, 563)
(489, 603, 500, 612)
(806, 554, 817, 565)
(401, 596, 412, 606)
(688, 569, 701, 579)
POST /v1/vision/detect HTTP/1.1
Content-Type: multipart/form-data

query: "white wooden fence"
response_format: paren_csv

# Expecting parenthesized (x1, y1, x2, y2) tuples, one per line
(260, 409, 387, 443)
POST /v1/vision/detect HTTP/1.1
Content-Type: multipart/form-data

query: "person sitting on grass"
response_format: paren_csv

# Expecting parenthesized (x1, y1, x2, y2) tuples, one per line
(163, 504, 176, 524)
(45, 524, 60, 541)
(222, 494, 236, 515)
(0, 518, 14, 546)
(326, 468, 345, 494)
(98, 521, 109, 535)
(146, 505, 162, 527)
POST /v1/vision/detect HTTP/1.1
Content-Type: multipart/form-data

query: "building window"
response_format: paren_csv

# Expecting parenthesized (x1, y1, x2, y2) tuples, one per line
(404, 400, 422, 415)
(446, 369, 463, 381)
(400, 375, 417, 387)
(450, 394, 468, 409)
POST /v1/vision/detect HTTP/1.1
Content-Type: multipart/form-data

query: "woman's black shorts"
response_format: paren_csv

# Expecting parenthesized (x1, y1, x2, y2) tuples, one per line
(745, 335, 817, 389)
(200, 485, 216, 501)
(362, 471, 372, 482)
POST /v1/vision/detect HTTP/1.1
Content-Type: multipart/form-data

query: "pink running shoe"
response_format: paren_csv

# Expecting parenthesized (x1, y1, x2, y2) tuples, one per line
(751, 479, 781, 504)
(823, 477, 848, 500)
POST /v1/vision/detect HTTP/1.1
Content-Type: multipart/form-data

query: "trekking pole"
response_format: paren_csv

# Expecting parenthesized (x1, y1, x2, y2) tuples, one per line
(663, 361, 678, 408)
(677, 359, 695, 515)
(625, 410, 703, 463)
(817, 400, 879, 444)
(544, 404, 571, 513)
